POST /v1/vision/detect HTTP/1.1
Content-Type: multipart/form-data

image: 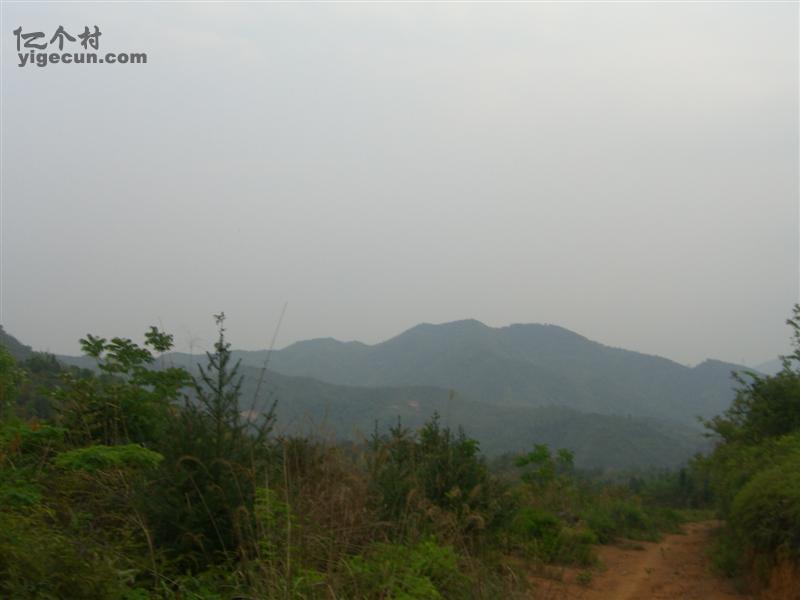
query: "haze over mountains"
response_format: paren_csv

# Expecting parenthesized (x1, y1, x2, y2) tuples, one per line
(754, 357, 784, 376)
(5, 319, 757, 470)
(225, 320, 743, 422)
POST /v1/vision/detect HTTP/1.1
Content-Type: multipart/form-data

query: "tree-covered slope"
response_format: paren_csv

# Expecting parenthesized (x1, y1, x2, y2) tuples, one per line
(227, 320, 743, 422)
(146, 352, 707, 469)
(36, 320, 725, 468)
(54, 348, 707, 469)
(0, 326, 33, 362)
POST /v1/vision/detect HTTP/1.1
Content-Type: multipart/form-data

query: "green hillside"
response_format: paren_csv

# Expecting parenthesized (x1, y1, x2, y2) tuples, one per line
(226, 320, 742, 422)
(250, 367, 709, 469)
(126, 352, 706, 469)
(0, 326, 33, 362)
(39, 321, 717, 469)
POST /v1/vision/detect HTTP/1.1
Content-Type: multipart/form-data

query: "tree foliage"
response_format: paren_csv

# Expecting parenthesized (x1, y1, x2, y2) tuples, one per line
(53, 328, 190, 446)
(695, 304, 800, 590)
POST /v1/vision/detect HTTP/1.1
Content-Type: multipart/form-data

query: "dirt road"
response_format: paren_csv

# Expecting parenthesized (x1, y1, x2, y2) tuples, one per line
(530, 521, 750, 600)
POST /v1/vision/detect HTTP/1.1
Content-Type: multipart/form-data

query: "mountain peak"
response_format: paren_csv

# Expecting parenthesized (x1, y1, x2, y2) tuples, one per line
(281, 337, 368, 353)
(415, 318, 489, 331)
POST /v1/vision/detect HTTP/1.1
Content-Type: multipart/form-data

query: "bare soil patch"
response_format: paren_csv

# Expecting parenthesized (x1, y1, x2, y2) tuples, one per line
(528, 521, 750, 599)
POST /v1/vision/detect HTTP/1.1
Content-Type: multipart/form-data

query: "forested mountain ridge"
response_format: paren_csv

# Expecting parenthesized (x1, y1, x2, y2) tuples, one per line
(20, 319, 743, 468)
(0, 325, 33, 362)
(59, 345, 700, 469)
(2, 322, 734, 468)
(221, 320, 743, 423)
(187, 361, 710, 469)
(0, 323, 712, 469)
(48, 319, 747, 425)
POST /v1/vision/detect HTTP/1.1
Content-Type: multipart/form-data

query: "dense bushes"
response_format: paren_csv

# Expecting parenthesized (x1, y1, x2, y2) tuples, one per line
(695, 305, 800, 593)
(0, 510, 132, 600)
(730, 449, 800, 558)
(368, 416, 516, 546)
(342, 540, 470, 599)
(581, 496, 680, 544)
(702, 432, 800, 585)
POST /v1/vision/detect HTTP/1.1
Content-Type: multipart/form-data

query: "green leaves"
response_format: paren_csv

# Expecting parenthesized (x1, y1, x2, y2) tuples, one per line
(144, 327, 175, 354)
(730, 445, 800, 557)
(343, 540, 468, 600)
(80, 334, 154, 376)
(79, 327, 181, 381)
(0, 346, 26, 418)
(58, 327, 190, 447)
(516, 444, 574, 489)
(368, 413, 506, 538)
(54, 444, 164, 472)
(697, 307, 800, 583)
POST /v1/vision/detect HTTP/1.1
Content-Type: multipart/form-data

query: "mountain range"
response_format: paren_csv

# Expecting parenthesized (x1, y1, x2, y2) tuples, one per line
(224, 320, 743, 423)
(4, 320, 756, 470)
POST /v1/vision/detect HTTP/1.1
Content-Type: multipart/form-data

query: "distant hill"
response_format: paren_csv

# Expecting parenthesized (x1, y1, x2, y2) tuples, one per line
(46, 318, 749, 469)
(154, 356, 710, 470)
(0, 326, 33, 361)
(54, 347, 709, 469)
(254, 369, 710, 470)
(218, 320, 744, 423)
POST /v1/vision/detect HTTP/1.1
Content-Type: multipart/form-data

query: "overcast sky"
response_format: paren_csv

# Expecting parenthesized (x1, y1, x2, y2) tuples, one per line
(1, 2, 797, 366)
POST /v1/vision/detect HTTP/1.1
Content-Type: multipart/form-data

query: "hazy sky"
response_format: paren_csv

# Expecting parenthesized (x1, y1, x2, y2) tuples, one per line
(1, 2, 797, 366)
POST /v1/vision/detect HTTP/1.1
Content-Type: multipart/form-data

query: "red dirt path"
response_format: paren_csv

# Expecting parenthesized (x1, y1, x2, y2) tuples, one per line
(529, 521, 752, 600)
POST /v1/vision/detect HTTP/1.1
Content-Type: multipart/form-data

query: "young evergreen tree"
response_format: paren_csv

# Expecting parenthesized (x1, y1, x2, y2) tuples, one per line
(194, 312, 246, 460)
(153, 313, 277, 566)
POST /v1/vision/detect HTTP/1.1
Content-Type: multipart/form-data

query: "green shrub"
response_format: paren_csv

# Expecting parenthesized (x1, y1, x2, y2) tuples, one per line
(729, 451, 800, 559)
(581, 498, 673, 543)
(368, 415, 513, 540)
(506, 507, 596, 565)
(343, 540, 469, 599)
(708, 527, 744, 578)
(516, 445, 574, 491)
(54, 444, 164, 472)
(0, 477, 41, 507)
(512, 507, 560, 539)
(0, 511, 130, 599)
(559, 529, 598, 566)
(510, 507, 562, 561)
(0, 422, 67, 508)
